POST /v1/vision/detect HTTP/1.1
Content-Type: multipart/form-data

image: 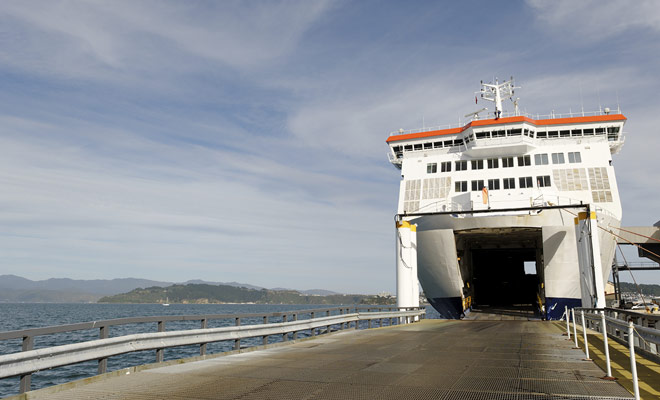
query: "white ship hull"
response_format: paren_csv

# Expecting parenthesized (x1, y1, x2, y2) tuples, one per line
(409, 209, 619, 319)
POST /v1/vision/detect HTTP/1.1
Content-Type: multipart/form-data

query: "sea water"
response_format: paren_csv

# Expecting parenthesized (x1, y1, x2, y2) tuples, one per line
(0, 303, 439, 398)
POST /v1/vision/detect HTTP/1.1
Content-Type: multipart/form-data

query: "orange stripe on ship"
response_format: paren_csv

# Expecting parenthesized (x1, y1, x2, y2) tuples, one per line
(385, 114, 626, 143)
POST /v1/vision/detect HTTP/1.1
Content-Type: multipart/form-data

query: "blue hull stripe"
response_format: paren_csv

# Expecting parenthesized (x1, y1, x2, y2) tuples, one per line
(428, 297, 463, 319)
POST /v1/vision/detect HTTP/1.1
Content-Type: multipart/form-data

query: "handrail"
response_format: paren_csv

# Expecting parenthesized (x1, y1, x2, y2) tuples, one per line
(0, 306, 425, 395)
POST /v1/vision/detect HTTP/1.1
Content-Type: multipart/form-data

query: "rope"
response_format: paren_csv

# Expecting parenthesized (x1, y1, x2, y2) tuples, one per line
(396, 229, 412, 269)
(613, 226, 660, 244)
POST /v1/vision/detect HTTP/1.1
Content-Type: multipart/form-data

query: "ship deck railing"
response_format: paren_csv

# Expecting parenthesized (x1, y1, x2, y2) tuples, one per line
(0, 306, 426, 395)
(389, 108, 622, 137)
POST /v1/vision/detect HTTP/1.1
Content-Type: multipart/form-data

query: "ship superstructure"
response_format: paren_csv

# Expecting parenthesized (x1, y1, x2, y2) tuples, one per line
(388, 78, 626, 320)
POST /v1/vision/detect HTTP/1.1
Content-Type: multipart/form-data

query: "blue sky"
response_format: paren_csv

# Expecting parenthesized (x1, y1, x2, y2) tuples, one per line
(1, 1, 659, 293)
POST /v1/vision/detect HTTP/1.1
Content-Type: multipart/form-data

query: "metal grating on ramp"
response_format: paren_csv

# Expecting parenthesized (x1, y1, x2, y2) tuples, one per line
(16, 320, 634, 400)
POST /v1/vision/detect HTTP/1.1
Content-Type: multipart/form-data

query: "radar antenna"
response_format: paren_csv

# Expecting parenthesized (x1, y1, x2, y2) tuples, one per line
(464, 107, 488, 120)
(477, 76, 520, 119)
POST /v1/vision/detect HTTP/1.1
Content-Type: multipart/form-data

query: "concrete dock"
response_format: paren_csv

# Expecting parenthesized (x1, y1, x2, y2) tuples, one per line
(13, 320, 635, 400)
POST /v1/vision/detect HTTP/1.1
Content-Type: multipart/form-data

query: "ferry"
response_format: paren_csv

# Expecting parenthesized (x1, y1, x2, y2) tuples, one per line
(387, 78, 625, 320)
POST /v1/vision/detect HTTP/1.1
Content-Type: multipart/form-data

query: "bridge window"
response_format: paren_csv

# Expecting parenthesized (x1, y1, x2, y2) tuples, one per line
(455, 181, 468, 192)
(560, 130, 570, 137)
(536, 175, 551, 187)
(537, 131, 547, 138)
(571, 129, 582, 137)
(476, 131, 490, 139)
(607, 127, 620, 141)
(471, 160, 484, 170)
(595, 128, 605, 135)
(502, 157, 514, 168)
(534, 154, 549, 165)
(441, 161, 451, 172)
(455, 160, 468, 171)
(427, 163, 437, 173)
(548, 131, 559, 138)
(518, 155, 531, 166)
(519, 176, 533, 188)
(424, 142, 433, 149)
(433, 141, 443, 148)
(568, 152, 582, 163)
(488, 179, 500, 190)
(507, 128, 522, 136)
(503, 178, 515, 189)
(492, 130, 505, 138)
(583, 128, 594, 136)
(414, 144, 423, 150)
(471, 180, 485, 191)
(404, 145, 413, 151)
(487, 158, 499, 168)
(551, 153, 565, 164)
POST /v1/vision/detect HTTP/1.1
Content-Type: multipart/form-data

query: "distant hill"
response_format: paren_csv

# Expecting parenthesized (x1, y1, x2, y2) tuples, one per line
(618, 282, 660, 296)
(0, 275, 268, 303)
(98, 283, 393, 305)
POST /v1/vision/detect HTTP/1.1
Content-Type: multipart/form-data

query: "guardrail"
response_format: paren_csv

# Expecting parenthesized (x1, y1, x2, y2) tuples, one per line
(562, 306, 660, 400)
(0, 306, 425, 394)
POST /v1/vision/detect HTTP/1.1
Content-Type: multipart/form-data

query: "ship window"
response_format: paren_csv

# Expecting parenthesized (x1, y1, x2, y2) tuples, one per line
(518, 155, 531, 166)
(488, 179, 500, 190)
(433, 141, 443, 148)
(454, 139, 464, 147)
(607, 127, 620, 141)
(476, 131, 489, 139)
(392, 146, 401, 153)
(424, 142, 433, 149)
(551, 153, 565, 164)
(441, 161, 451, 172)
(534, 153, 549, 165)
(444, 140, 453, 147)
(471, 160, 484, 170)
(519, 176, 533, 188)
(427, 163, 437, 173)
(455, 181, 468, 192)
(455, 160, 468, 171)
(492, 130, 505, 138)
(502, 157, 514, 168)
(536, 175, 551, 187)
(560, 130, 570, 137)
(524, 128, 530, 136)
(568, 151, 582, 163)
(527, 130, 535, 137)
(571, 129, 582, 136)
(595, 128, 605, 135)
(537, 131, 547, 138)
(404, 145, 413, 151)
(607, 127, 620, 133)
(487, 158, 499, 168)
(508, 128, 522, 136)
(471, 180, 485, 191)
(583, 128, 594, 135)
(548, 131, 559, 138)
(503, 178, 515, 189)
(414, 144, 423, 150)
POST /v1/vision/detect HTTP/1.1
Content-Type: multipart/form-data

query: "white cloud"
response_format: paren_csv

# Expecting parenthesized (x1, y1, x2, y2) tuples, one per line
(527, 0, 660, 40)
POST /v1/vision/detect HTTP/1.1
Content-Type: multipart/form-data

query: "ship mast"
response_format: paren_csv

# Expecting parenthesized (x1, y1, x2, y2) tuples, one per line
(478, 77, 520, 119)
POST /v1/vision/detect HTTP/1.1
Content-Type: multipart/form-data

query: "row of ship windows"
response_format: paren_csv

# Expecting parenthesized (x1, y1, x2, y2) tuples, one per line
(392, 126, 620, 154)
(454, 176, 551, 192)
(426, 152, 582, 173)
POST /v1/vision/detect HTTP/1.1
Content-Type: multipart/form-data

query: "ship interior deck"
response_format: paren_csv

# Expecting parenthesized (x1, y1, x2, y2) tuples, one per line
(457, 228, 545, 320)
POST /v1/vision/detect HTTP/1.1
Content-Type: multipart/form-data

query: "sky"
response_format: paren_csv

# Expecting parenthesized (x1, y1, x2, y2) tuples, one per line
(1, 0, 659, 294)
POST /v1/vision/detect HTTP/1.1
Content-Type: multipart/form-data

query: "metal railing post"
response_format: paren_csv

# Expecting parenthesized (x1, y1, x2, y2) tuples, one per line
(19, 335, 33, 393)
(156, 321, 165, 362)
(571, 309, 578, 348)
(292, 314, 298, 340)
(263, 316, 269, 345)
(234, 317, 241, 350)
(326, 310, 330, 334)
(600, 311, 614, 380)
(311, 312, 316, 336)
(580, 310, 591, 360)
(282, 315, 288, 341)
(628, 321, 640, 400)
(339, 309, 344, 330)
(565, 306, 571, 339)
(98, 326, 109, 373)
(200, 319, 207, 356)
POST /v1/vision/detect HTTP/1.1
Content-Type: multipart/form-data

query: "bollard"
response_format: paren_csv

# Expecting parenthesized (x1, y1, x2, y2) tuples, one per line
(571, 309, 578, 348)
(581, 310, 591, 360)
(628, 321, 640, 400)
(565, 306, 571, 339)
(600, 311, 615, 380)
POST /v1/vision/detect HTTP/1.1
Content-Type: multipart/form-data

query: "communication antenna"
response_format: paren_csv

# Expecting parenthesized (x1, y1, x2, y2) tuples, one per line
(464, 107, 488, 120)
(477, 76, 520, 119)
